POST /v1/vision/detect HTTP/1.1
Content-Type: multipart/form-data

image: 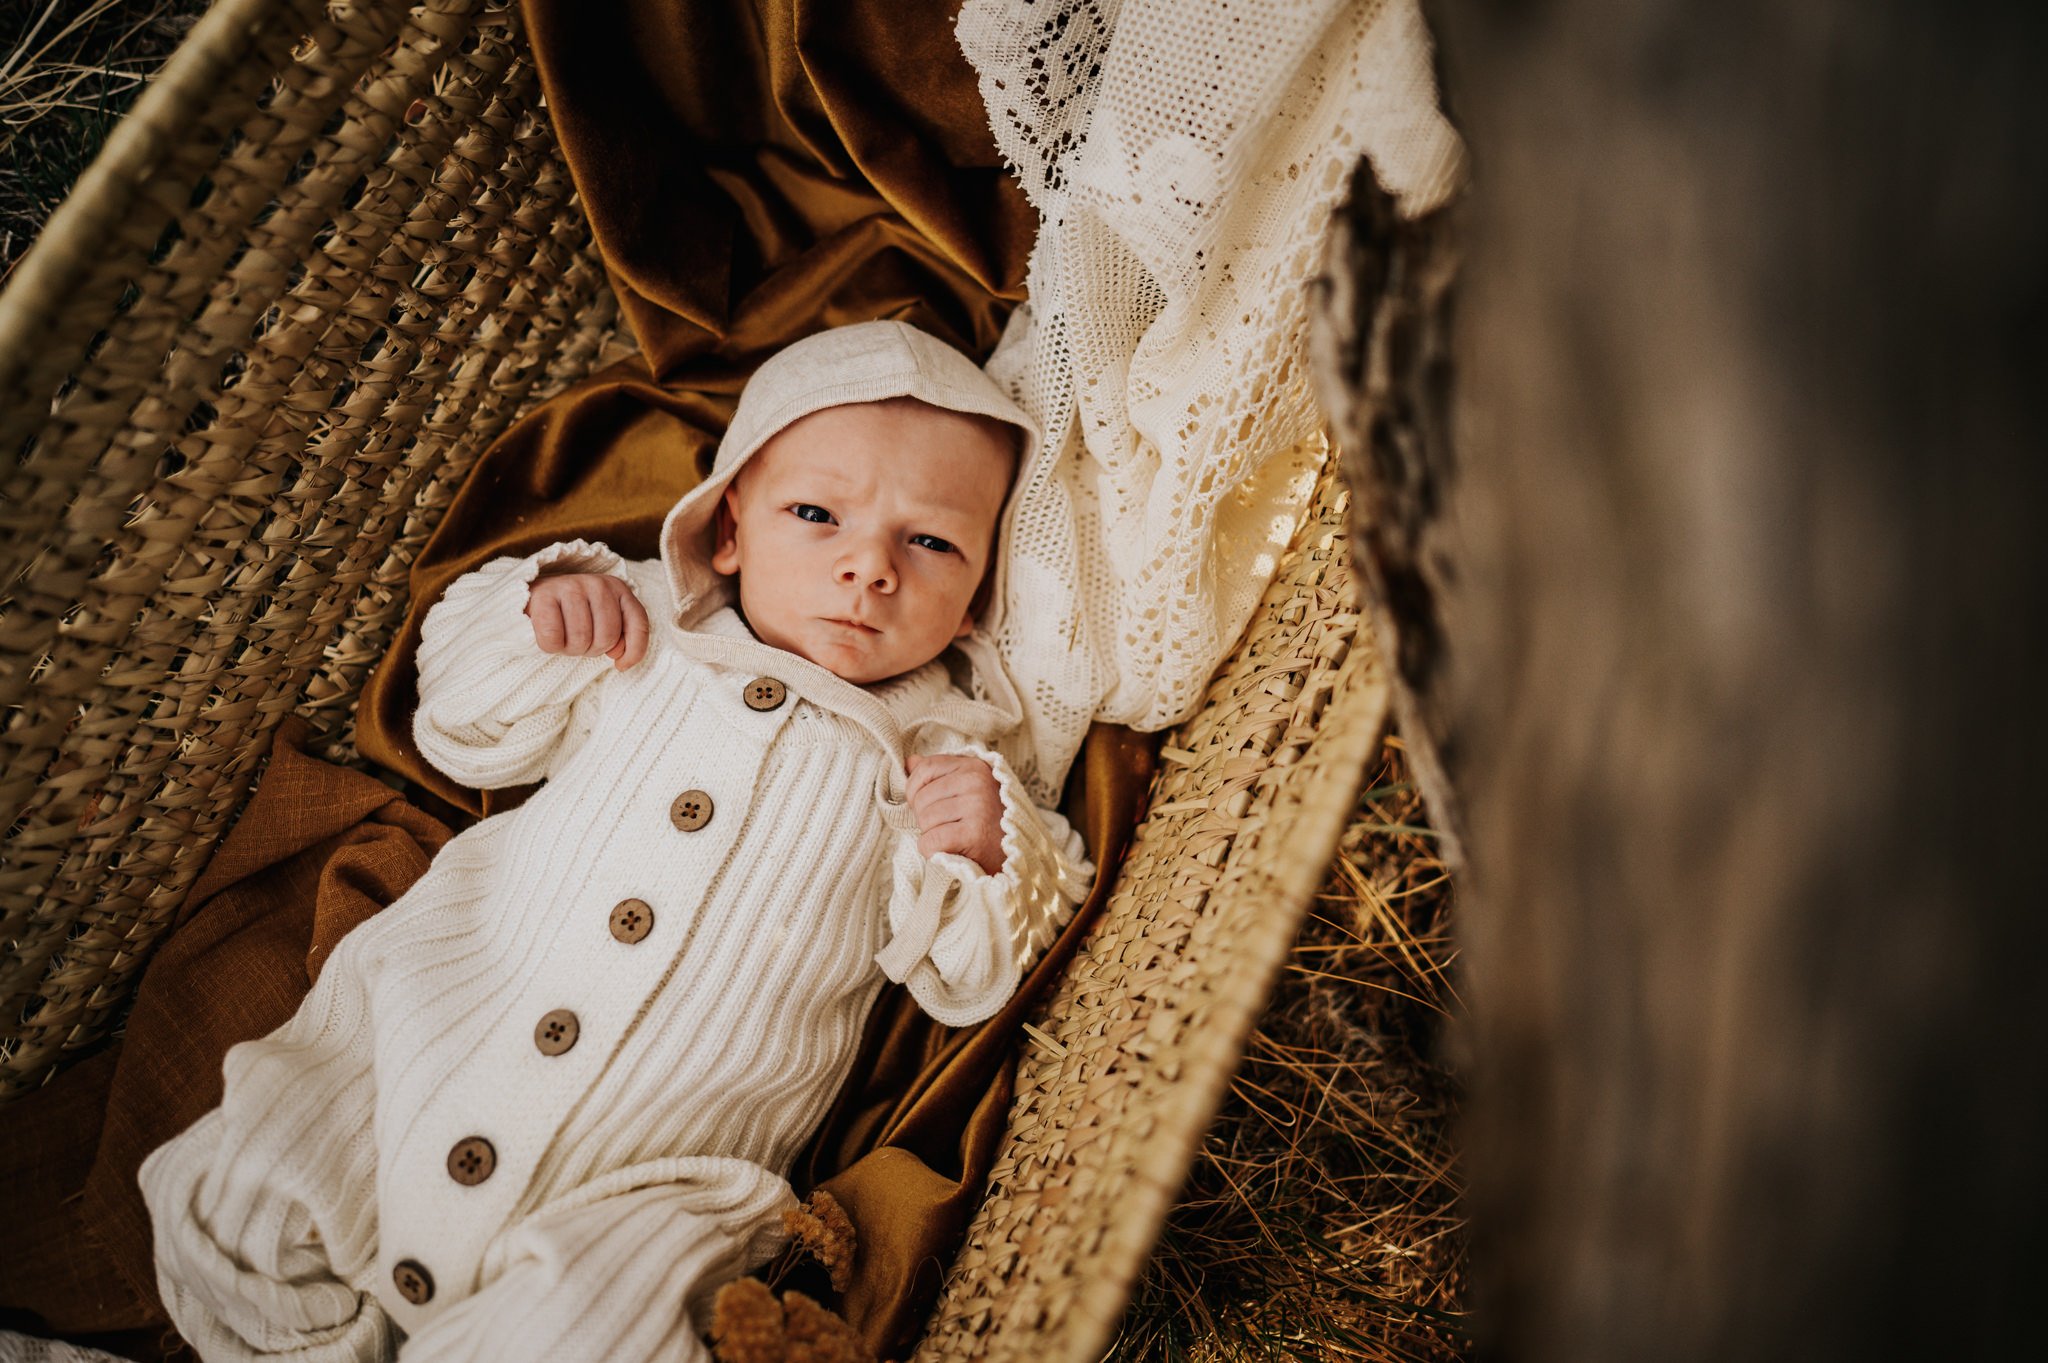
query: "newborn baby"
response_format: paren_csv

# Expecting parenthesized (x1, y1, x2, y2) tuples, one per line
(141, 321, 1093, 1363)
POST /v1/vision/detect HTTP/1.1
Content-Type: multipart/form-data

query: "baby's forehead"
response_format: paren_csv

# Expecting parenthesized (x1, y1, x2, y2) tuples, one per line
(790, 395, 1012, 441)
(748, 398, 1017, 477)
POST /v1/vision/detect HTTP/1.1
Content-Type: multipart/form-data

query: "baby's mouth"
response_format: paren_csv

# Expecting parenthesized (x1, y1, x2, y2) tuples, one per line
(823, 616, 881, 635)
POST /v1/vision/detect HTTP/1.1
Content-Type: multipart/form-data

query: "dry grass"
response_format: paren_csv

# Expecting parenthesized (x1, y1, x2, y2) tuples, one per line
(1107, 734, 1468, 1362)
(0, 0, 210, 281)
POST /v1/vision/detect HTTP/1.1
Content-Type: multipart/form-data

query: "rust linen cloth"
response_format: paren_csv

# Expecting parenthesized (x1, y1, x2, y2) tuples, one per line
(0, 717, 454, 1362)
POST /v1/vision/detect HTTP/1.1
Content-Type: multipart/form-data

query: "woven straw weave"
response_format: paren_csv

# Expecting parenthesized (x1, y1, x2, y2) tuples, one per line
(917, 470, 1390, 1362)
(0, 0, 620, 1100)
(0, 0, 1392, 1350)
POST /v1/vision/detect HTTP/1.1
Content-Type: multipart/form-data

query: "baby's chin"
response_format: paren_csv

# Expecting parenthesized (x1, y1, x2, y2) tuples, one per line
(801, 634, 953, 685)
(747, 611, 950, 686)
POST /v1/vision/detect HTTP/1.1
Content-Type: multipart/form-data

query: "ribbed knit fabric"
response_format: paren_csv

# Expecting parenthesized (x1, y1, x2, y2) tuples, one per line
(140, 540, 1091, 1362)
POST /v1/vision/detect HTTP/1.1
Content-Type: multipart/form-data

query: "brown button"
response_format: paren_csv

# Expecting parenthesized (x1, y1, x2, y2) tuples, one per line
(446, 1136, 495, 1186)
(743, 677, 787, 711)
(669, 789, 714, 831)
(609, 898, 653, 944)
(393, 1258, 434, 1305)
(534, 1008, 579, 1056)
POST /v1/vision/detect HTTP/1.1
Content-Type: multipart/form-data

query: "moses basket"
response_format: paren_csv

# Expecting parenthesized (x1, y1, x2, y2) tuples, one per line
(0, 1, 1394, 1357)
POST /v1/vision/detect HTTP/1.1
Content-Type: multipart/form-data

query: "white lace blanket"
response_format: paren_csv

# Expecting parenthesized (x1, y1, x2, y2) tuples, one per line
(956, 0, 1464, 802)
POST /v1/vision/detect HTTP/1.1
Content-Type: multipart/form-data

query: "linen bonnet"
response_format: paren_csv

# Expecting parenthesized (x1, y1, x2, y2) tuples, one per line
(656, 320, 1041, 647)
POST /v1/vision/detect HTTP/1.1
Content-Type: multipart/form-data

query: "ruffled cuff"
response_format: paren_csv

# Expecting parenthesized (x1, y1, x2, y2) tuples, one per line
(873, 747, 1094, 1028)
(975, 743, 1094, 967)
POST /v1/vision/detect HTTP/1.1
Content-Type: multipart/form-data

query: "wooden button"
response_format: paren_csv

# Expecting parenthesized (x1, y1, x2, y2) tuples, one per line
(393, 1258, 434, 1305)
(743, 677, 787, 711)
(609, 898, 653, 944)
(534, 1008, 579, 1056)
(669, 789, 714, 831)
(446, 1136, 495, 1186)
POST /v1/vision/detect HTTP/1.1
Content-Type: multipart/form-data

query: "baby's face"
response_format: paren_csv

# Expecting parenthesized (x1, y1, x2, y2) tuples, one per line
(710, 397, 1015, 684)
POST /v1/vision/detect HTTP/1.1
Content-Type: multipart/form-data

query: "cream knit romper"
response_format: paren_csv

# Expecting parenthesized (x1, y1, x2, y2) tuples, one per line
(140, 538, 1091, 1363)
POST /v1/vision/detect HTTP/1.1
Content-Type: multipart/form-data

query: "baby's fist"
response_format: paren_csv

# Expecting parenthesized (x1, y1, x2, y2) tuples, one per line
(525, 572, 648, 670)
(906, 753, 1006, 875)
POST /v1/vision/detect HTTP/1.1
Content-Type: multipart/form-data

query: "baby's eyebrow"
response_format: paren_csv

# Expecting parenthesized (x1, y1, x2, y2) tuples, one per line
(779, 471, 854, 495)
(905, 502, 991, 533)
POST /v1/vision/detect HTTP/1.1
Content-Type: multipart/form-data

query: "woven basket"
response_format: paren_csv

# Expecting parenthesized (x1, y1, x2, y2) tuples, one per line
(0, 1, 1389, 1357)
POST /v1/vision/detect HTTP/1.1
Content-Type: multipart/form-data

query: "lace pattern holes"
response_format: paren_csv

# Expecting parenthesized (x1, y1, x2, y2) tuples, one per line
(955, 0, 1464, 805)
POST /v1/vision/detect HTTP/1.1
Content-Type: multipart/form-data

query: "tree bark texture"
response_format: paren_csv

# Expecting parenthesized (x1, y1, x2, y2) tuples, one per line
(1312, 3, 2048, 1360)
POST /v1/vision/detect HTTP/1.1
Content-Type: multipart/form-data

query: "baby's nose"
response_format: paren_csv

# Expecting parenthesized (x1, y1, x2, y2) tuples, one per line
(837, 545, 897, 592)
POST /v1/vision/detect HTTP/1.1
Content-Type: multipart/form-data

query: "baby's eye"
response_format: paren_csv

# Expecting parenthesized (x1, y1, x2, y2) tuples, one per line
(910, 533, 957, 554)
(791, 503, 835, 524)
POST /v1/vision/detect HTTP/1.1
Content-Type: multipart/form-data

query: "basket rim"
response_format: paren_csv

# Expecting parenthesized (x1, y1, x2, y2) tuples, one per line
(0, 0, 284, 398)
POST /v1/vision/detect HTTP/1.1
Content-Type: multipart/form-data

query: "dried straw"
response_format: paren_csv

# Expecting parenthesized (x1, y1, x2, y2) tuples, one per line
(1108, 736, 1467, 1362)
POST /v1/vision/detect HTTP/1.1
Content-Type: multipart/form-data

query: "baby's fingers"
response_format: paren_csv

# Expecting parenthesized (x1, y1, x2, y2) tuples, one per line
(904, 753, 936, 799)
(609, 584, 649, 669)
(527, 592, 572, 654)
(526, 574, 644, 663)
(916, 822, 968, 862)
(913, 789, 991, 831)
(579, 577, 621, 657)
(916, 818, 1005, 875)
(905, 753, 988, 800)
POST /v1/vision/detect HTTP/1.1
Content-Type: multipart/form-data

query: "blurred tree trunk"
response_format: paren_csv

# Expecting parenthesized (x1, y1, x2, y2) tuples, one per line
(1313, 3, 2048, 1360)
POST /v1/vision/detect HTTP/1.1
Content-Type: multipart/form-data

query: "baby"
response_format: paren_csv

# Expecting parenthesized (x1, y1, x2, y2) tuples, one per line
(140, 321, 1092, 1363)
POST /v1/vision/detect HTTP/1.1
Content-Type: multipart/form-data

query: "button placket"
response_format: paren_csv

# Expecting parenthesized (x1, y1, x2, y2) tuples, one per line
(661, 669, 790, 846)
(391, 658, 815, 1309)
(382, 654, 806, 1293)
(394, 660, 802, 1292)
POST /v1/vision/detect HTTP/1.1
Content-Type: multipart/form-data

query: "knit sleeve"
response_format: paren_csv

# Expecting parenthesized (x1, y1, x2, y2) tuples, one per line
(873, 742, 1094, 1028)
(411, 538, 633, 789)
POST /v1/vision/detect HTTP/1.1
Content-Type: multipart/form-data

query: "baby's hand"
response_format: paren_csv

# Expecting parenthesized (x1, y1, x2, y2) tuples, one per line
(525, 572, 648, 670)
(906, 753, 1006, 875)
